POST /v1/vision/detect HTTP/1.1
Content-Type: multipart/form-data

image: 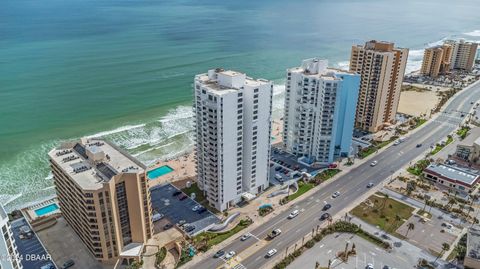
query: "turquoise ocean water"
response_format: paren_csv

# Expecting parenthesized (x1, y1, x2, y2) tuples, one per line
(1, 0, 480, 210)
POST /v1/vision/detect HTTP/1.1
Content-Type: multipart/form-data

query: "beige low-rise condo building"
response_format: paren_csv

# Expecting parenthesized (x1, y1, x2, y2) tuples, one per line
(49, 138, 153, 265)
(350, 40, 409, 132)
(420, 44, 453, 78)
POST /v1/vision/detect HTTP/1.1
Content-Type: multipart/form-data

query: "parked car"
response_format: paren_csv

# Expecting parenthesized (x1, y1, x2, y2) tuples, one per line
(197, 207, 207, 214)
(152, 213, 164, 222)
(177, 220, 186, 226)
(184, 225, 195, 233)
(366, 264, 374, 269)
(192, 205, 201, 211)
(163, 223, 173, 230)
(366, 182, 374, 188)
(268, 229, 282, 239)
(40, 263, 55, 269)
(320, 213, 330, 221)
(393, 140, 401, 146)
(275, 166, 282, 171)
(173, 190, 182, 196)
(288, 210, 299, 219)
(225, 251, 236, 260)
(332, 191, 340, 198)
(370, 160, 378, 166)
(240, 233, 252, 241)
(328, 163, 338, 168)
(322, 204, 331, 211)
(266, 249, 277, 258)
(62, 259, 75, 269)
(179, 193, 188, 200)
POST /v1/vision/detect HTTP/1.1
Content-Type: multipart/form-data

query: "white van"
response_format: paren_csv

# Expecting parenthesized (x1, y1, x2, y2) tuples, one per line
(152, 213, 164, 222)
(275, 174, 283, 181)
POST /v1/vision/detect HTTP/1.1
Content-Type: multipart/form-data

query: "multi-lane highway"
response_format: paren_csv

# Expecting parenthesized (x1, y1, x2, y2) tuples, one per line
(194, 81, 480, 269)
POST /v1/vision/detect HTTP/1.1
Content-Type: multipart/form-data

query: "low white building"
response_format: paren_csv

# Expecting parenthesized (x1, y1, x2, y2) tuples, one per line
(423, 163, 480, 192)
(194, 69, 273, 211)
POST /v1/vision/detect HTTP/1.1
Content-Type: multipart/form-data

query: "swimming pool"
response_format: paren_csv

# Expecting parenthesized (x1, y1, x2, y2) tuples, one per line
(34, 204, 59, 217)
(147, 165, 174, 179)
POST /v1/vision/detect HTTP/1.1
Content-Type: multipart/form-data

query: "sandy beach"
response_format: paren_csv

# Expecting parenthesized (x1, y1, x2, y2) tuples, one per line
(147, 119, 285, 187)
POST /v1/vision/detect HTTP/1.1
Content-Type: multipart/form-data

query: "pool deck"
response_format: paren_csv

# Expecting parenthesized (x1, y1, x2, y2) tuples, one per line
(147, 153, 196, 188)
(22, 198, 60, 222)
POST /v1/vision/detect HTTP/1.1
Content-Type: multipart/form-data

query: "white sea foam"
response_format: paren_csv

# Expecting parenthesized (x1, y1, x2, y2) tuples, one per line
(86, 123, 146, 139)
(336, 61, 350, 70)
(464, 30, 480, 37)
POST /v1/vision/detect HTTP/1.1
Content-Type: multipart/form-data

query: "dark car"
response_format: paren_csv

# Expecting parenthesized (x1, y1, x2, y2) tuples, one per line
(179, 193, 188, 200)
(184, 225, 195, 232)
(322, 204, 331, 211)
(197, 207, 207, 214)
(173, 190, 182, 196)
(275, 166, 282, 171)
(320, 213, 330, 221)
(62, 259, 75, 269)
(416, 143, 422, 148)
(213, 250, 225, 258)
(163, 223, 173, 230)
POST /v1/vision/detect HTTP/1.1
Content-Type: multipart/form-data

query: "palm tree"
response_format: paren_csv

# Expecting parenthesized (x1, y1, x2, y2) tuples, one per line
(448, 198, 457, 210)
(390, 214, 402, 232)
(381, 193, 389, 211)
(405, 222, 415, 237)
(315, 261, 320, 269)
(435, 243, 450, 262)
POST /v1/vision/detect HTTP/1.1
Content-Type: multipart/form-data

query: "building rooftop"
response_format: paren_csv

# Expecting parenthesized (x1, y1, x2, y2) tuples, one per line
(289, 58, 356, 80)
(195, 68, 271, 95)
(48, 138, 146, 191)
(425, 163, 479, 186)
(467, 226, 480, 260)
(0, 204, 7, 220)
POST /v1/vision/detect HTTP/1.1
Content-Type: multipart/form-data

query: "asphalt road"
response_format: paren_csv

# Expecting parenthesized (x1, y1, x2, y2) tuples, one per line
(195, 81, 480, 269)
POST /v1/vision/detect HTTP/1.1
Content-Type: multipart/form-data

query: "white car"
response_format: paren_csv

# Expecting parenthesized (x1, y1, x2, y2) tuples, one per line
(266, 248, 277, 257)
(192, 205, 201, 211)
(332, 191, 340, 198)
(366, 182, 374, 188)
(288, 210, 299, 219)
(370, 160, 378, 166)
(393, 140, 401, 146)
(365, 263, 374, 269)
(152, 213, 164, 222)
(240, 233, 252, 241)
(225, 251, 236, 260)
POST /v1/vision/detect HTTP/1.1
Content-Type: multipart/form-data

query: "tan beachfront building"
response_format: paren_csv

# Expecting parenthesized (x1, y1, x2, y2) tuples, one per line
(349, 40, 409, 133)
(48, 138, 153, 265)
(447, 39, 479, 72)
(420, 44, 453, 78)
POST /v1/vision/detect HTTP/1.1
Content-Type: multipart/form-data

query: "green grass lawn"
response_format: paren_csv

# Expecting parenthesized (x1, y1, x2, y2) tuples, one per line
(414, 118, 427, 129)
(192, 219, 252, 249)
(358, 137, 397, 159)
(314, 169, 340, 182)
(351, 194, 415, 232)
(182, 183, 219, 214)
(407, 159, 431, 176)
(428, 136, 454, 156)
(285, 181, 314, 202)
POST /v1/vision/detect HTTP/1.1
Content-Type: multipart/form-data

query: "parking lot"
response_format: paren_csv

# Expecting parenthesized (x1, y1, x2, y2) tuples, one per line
(396, 214, 459, 255)
(150, 184, 220, 236)
(11, 217, 58, 269)
(269, 147, 321, 185)
(287, 233, 426, 269)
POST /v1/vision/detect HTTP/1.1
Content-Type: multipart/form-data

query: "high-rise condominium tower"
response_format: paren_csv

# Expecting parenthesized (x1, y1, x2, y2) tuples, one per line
(283, 58, 360, 164)
(0, 205, 22, 269)
(350, 40, 409, 132)
(194, 69, 273, 211)
(421, 44, 453, 78)
(49, 138, 153, 264)
(447, 39, 479, 72)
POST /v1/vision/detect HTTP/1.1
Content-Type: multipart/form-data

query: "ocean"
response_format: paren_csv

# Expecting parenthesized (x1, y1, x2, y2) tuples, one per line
(1, 0, 479, 211)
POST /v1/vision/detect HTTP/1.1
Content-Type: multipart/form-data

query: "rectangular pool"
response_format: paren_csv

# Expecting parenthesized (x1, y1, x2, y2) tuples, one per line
(147, 165, 174, 180)
(34, 204, 59, 217)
